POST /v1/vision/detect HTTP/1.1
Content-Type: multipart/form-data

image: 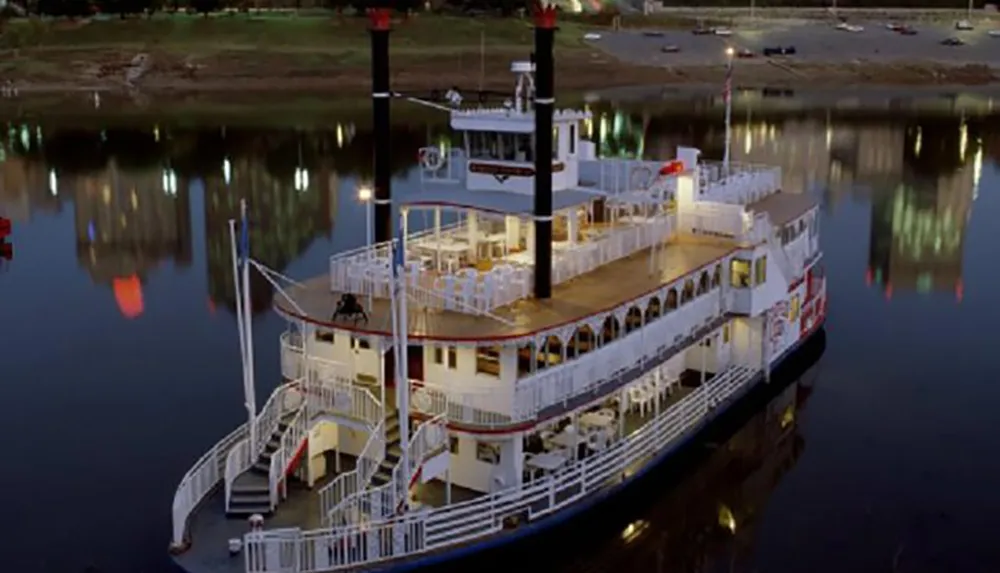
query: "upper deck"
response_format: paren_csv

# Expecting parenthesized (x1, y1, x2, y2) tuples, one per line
(276, 236, 735, 343)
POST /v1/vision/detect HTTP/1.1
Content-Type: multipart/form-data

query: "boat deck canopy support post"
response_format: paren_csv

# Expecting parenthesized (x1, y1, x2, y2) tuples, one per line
(370, 6, 393, 244)
(533, 1, 556, 300)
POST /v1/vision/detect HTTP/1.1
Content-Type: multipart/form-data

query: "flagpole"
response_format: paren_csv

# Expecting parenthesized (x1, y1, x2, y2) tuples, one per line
(724, 47, 734, 175)
(393, 214, 411, 510)
(229, 219, 253, 459)
(240, 199, 258, 453)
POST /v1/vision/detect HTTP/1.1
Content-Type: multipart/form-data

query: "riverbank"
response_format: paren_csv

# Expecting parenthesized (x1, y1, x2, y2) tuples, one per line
(1, 13, 999, 94)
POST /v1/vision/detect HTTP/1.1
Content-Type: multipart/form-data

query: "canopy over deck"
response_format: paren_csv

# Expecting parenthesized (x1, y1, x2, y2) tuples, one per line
(398, 181, 606, 215)
(747, 192, 818, 226)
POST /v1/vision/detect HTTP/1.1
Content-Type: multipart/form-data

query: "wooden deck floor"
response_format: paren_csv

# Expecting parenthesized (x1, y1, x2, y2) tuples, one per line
(275, 238, 736, 342)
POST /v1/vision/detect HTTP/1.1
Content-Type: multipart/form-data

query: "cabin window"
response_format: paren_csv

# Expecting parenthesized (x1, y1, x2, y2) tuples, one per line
(433, 345, 457, 369)
(730, 259, 751, 288)
(723, 324, 731, 343)
(468, 131, 496, 160)
(316, 329, 335, 343)
(569, 124, 576, 155)
(475, 441, 500, 464)
(351, 336, 370, 350)
(476, 346, 502, 376)
(449, 436, 459, 454)
(789, 295, 801, 322)
(754, 257, 768, 285)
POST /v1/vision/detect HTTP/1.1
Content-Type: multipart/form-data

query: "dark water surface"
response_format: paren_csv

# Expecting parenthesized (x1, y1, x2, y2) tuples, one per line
(1, 96, 999, 573)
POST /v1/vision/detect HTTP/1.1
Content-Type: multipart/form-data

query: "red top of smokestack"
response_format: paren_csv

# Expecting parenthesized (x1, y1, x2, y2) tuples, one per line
(0, 216, 10, 239)
(534, 2, 557, 29)
(368, 8, 392, 31)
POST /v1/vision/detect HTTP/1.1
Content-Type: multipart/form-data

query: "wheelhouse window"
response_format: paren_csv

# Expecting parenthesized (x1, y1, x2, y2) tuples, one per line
(754, 256, 767, 285)
(468, 131, 533, 162)
(569, 124, 576, 155)
(730, 259, 751, 288)
(476, 346, 501, 377)
(433, 345, 457, 369)
(316, 329, 335, 343)
(351, 336, 370, 350)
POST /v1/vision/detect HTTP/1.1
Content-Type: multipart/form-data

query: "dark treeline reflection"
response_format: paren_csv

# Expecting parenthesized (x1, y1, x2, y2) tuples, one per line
(1, 104, 995, 318)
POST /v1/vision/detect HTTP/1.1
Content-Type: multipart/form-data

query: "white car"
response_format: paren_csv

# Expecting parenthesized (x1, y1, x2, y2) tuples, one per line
(836, 22, 864, 32)
(714, 28, 733, 37)
(956, 20, 974, 30)
(989, 30, 1000, 37)
(583, 32, 602, 41)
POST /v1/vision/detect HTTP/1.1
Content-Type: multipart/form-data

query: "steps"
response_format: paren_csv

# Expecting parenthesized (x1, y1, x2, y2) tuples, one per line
(369, 413, 401, 488)
(227, 413, 295, 518)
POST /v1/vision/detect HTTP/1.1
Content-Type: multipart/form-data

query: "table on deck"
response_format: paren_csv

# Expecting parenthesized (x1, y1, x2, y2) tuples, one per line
(526, 451, 568, 472)
(578, 410, 616, 428)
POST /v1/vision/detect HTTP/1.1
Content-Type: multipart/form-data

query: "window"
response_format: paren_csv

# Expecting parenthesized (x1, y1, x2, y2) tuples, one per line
(723, 324, 731, 343)
(449, 436, 459, 454)
(789, 295, 801, 322)
(476, 346, 501, 376)
(351, 336, 370, 350)
(754, 256, 767, 285)
(433, 345, 457, 369)
(730, 259, 752, 288)
(569, 124, 576, 155)
(316, 329, 334, 343)
(475, 441, 500, 464)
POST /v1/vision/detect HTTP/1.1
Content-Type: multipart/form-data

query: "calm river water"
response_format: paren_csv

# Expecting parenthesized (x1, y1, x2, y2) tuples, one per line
(1, 93, 999, 573)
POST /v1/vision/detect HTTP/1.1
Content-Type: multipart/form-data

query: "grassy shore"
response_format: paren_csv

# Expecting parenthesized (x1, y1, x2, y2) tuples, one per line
(1, 12, 997, 94)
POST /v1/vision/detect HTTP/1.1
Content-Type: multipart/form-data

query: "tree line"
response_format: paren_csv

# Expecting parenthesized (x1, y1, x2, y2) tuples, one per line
(21, 0, 530, 18)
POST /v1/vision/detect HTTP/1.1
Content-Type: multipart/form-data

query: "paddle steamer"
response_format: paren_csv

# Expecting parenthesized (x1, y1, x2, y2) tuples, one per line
(170, 6, 826, 572)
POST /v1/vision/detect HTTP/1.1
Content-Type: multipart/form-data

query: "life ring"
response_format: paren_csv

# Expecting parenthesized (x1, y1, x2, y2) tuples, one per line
(418, 147, 445, 171)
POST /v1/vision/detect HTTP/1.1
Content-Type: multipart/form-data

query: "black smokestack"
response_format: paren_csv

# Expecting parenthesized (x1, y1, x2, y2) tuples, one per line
(369, 7, 392, 243)
(533, 4, 555, 300)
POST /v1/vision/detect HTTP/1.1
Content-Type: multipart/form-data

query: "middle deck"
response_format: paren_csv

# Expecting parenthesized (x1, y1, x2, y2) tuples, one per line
(275, 237, 736, 343)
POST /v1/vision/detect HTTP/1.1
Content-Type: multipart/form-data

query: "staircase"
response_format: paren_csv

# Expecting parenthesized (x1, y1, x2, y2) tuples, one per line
(227, 412, 296, 517)
(370, 412, 402, 488)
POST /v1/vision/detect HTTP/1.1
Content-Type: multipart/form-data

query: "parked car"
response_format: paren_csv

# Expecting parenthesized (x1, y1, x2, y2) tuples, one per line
(736, 48, 755, 58)
(941, 36, 966, 46)
(643, 30, 665, 37)
(583, 32, 602, 41)
(835, 22, 863, 32)
(885, 22, 903, 31)
(692, 26, 714, 35)
(762, 45, 797, 56)
(955, 20, 974, 30)
(714, 27, 733, 37)
(989, 30, 1000, 38)
(897, 26, 917, 35)
(661, 44, 680, 53)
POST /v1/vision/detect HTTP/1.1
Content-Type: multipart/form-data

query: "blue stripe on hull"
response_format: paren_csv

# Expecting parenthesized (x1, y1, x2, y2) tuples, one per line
(373, 322, 828, 573)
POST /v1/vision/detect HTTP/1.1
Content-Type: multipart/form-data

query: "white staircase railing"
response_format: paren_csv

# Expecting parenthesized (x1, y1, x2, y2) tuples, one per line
(223, 382, 302, 513)
(170, 423, 247, 549)
(320, 420, 386, 525)
(268, 404, 310, 509)
(305, 377, 382, 428)
(329, 415, 448, 526)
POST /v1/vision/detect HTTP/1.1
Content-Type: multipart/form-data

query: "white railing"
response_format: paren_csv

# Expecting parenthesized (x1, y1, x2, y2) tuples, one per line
(699, 162, 782, 204)
(243, 365, 757, 572)
(679, 201, 746, 240)
(762, 218, 796, 283)
(171, 423, 247, 548)
(514, 291, 722, 420)
(327, 415, 448, 527)
(268, 405, 310, 509)
(305, 377, 382, 428)
(411, 383, 513, 429)
(224, 438, 252, 509)
(551, 213, 674, 287)
(578, 158, 680, 197)
(280, 331, 303, 380)
(319, 419, 385, 525)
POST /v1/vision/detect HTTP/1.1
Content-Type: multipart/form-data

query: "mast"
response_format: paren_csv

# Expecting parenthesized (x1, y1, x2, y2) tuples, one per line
(370, 7, 393, 244)
(236, 200, 258, 453)
(533, 2, 556, 300)
(390, 214, 411, 509)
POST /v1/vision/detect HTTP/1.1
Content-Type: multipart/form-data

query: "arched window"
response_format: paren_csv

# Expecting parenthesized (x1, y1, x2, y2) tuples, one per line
(712, 264, 722, 288)
(567, 325, 595, 359)
(666, 288, 678, 310)
(681, 279, 695, 303)
(625, 306, 643, 333)
(697, 271, 709, 295)
(645, 297, 662, 322)
(601, 315, 621, 344)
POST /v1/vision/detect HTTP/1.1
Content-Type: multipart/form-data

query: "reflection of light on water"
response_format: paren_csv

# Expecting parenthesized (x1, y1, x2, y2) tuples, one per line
(718, 505, 736, 533)
(223, 158, 232, 186)
(972, 146, 982, 201)
(87, 221, 96, 242)
(914, 127, 922, 157)
(780, 404, 795, 429)
(48, 169, 58, 197)
(162, 169, 177, 196)
(620, 519, 649, 543)
(959, 122, 968, 163)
